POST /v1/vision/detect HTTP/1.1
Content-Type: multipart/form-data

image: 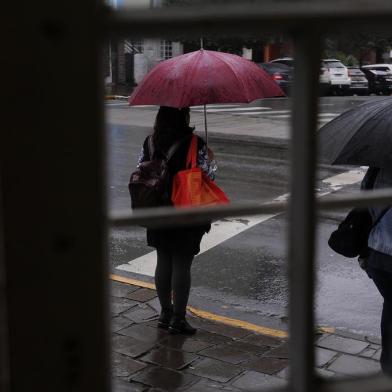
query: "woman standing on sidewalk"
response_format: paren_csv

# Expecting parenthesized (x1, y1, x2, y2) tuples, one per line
(136, 106, 217, 335)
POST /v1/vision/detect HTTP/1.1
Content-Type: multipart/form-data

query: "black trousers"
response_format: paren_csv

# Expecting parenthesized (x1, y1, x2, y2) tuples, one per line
(155, 248, 194, 319)
(367, 266, 392, 375)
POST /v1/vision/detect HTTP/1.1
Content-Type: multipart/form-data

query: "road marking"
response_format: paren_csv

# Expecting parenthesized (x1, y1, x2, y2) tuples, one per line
(117, 215, 276, 276)
(193, 106, 272, 113)
(110, 274, 335, 338)
(191, 104, 242, 109)
(105, 102, 129, 106)
(116, 168, 365, 277)
(317, 113, 339, 117)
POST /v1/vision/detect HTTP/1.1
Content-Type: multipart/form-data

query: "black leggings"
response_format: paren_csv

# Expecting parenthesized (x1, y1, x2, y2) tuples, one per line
(155, 248, 194, 319)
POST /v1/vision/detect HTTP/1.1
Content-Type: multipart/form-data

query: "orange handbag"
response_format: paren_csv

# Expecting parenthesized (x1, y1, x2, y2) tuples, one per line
(171, 135, 230, 207)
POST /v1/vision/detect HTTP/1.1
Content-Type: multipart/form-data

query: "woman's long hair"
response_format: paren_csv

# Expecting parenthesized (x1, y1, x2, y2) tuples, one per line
(152, 106, 194, 153)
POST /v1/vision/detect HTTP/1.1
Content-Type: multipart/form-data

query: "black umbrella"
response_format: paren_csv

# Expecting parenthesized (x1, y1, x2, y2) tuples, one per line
(319, 97, 392, 168)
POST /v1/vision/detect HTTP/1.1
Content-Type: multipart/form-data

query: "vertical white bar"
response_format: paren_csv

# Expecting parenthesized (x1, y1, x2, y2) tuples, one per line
(289, 31, 321, 392)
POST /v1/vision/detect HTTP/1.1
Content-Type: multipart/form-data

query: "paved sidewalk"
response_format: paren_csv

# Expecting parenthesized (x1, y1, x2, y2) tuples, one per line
(111, 278, 383, 392)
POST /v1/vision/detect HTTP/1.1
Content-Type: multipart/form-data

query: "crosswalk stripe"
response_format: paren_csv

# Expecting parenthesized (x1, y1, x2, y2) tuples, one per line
(192, 106, 273, 113)
(116, 168, 365, 277)
(191, 104, 242, 109)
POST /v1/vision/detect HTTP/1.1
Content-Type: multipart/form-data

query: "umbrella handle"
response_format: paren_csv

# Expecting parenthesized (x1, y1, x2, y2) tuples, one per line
(203, 104, 208, 149)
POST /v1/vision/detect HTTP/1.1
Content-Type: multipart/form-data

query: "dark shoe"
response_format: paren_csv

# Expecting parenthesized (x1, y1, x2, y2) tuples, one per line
(169, 318, 197, 335)
(157, 309, 173, 329)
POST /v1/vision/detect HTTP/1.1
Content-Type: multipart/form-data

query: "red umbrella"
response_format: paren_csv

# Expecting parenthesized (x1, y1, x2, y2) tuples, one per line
(128, 49, 285, 142)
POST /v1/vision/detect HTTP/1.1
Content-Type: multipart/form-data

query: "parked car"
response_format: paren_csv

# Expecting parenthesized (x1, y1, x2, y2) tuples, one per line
(269, 57, 294, 68)
(258, 62, 292, 94)
(361, 64, 392, 74)
(360, 67, 392, 95)
(321, 59, 351, 95)
(347, 67, 368, 95)
(269, 57, 345, 95)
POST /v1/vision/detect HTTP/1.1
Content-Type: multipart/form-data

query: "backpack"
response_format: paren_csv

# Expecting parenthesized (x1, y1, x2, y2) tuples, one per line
(327, 168, 390, 258)
(128, 136, 184, 209)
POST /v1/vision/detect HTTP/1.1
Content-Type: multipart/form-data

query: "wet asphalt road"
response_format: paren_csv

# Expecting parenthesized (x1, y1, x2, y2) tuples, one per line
(107, 96, 385, 337)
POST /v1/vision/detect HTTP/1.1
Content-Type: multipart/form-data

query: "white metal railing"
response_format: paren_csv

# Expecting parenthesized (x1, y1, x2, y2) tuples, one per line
(104, 2, 392, 391)
(2, 1, 392, 392)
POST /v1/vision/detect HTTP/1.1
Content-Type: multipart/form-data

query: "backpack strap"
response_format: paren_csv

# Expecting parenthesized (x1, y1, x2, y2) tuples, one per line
(147, 136, 154, 160)
(148, 135, 187, 162)
(373, 207, 390, 229)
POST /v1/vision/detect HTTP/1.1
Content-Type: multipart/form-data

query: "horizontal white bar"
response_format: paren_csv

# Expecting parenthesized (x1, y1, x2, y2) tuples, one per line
(109, 188, 392, 228)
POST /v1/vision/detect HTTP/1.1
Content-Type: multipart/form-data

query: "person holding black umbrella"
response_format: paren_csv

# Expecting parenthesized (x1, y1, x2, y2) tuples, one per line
(361, 167, 392, 376)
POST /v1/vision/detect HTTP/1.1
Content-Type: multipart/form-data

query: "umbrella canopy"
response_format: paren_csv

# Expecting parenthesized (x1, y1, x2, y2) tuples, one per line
(128, 49, 284, 107)
(318, 97, 392, 168)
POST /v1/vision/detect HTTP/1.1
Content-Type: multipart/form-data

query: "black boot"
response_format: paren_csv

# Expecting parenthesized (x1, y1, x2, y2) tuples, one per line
(169, 317, 197, 335)
(157, 307, 173, 329)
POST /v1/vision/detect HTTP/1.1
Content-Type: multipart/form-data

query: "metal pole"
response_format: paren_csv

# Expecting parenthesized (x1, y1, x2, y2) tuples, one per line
(288, 30, 321, 392)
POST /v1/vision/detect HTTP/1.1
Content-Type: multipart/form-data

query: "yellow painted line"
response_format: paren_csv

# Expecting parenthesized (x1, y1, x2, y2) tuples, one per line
(186, 305, 287, 339)
(110, 274, 335, 338)
(319, 326, 336, 334)
(110, 274, 155, 290)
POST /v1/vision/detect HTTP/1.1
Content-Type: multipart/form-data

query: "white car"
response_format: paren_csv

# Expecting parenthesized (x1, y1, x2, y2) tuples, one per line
(321, 59, 351, 94)
(269, 57, 350, 94)
(361, 63, 392, 74)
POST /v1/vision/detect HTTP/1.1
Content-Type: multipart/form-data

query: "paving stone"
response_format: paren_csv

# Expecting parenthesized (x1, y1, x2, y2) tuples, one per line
(132, 366, 200, 391)
(263, 343, 289, 359)
(232, 370, 286, 390)
(373, 349, 382, 361)
(112, 378, 147, 392)
(316, 347, 338, 367)
(112, 352, 147, 378)
(146, 297, 161, 313)
(225, 340, 271, 356)
(327, 354, 380, 376)
(369, 343, 381, 350)
(127, 288, 157, 302)
(123, 305, 159, 324)
(199, 345, 257, 365)
(118, 323, 167, 344)
(333, 329, 368, 342)
(243, 357, 289, 375)
(192, 330, 232, 345)
(189, 318, 250, 339)
(360, 348, 377, 358)
(367, 335, 382, 345)
(317, 334, 369, 355)
(241, 334, 283, 348)
(183, 379, 223, 391)
(316, 368, 336, 379)
(112, 316, 134, 332)
(275, 367, 289, 379)
(187, 357, 243, 383)
(111, 297, 139, 315)
(140, 347, 198, 370)
(159, 335, 213, 353)
(111, 281, 139, 298)
(112, 334, 155, 358)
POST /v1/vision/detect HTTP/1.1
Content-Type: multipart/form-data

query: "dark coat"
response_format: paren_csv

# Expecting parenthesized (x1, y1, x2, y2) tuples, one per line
(141, 134, 211, 255)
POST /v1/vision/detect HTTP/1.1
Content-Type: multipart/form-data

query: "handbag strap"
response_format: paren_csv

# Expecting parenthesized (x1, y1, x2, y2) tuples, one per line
(186, 135, 198, 169)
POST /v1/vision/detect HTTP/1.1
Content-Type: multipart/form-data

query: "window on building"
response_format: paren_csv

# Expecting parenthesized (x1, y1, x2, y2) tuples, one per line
(160, 40, 173, 60)
(124, 39, 144, 54)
